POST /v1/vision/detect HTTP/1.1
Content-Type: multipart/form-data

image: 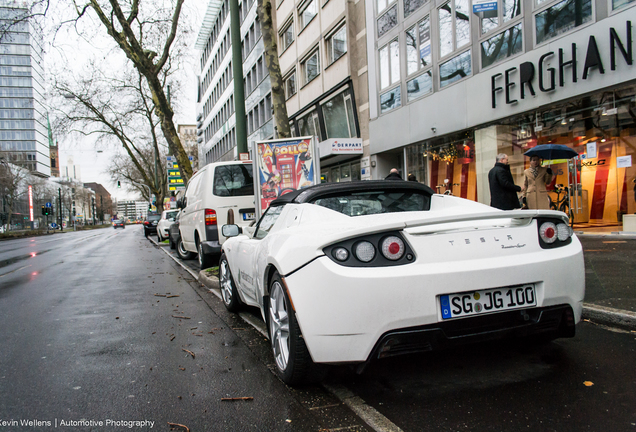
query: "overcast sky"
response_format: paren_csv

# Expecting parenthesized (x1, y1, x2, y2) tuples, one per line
(44, 1, 208, 202)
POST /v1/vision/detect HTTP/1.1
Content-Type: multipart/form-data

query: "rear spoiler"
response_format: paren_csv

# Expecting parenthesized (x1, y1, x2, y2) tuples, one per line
(403, 209, 569, 230)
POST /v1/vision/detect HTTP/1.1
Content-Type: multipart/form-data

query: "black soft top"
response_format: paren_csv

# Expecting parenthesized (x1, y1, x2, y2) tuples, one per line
(270, 180, 435, 207)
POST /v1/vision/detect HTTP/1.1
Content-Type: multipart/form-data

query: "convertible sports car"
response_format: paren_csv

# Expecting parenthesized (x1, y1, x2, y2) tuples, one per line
(219, 181, 585, 385)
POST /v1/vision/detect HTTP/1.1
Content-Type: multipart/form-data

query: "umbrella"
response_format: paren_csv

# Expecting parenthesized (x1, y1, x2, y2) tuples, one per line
(524, 144, 579, 160)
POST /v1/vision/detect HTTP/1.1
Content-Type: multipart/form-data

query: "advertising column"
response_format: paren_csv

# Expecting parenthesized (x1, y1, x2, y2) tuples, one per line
(253, 137, 320, 215)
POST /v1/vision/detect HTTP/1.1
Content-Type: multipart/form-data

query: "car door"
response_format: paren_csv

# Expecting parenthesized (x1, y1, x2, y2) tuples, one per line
(232, 205, 285, 304)
(181, 173, 203, 251)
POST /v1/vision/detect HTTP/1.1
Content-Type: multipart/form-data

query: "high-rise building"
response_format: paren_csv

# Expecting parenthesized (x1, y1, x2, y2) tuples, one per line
(195, 0, 273, 166)
(0, 0, 49, 177)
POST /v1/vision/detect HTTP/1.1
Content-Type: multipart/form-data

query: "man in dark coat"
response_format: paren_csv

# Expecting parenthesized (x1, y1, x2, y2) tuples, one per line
(385, 168, 403, 180)
(488, 154, 522, 210)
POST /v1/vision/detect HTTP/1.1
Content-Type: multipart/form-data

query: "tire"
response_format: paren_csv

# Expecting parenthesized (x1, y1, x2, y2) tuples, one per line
(267, 272, 325, 385)
(169, 237, 175, 249)
(177, 237, 195, 260)
(197, 241, 214, 270)
(219, 254, 243, 312)
(157, 232, 163, 242)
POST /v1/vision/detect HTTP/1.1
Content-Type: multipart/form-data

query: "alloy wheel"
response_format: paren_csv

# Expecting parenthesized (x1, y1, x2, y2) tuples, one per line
(268, 281, 290, 371)
(219, 259, 232, 305)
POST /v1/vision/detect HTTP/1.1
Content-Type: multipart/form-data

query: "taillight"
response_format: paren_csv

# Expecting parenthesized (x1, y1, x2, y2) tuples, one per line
(205, 209, 217, 226)
(537, 218, 573, 248)
(381, 236, 405, 260)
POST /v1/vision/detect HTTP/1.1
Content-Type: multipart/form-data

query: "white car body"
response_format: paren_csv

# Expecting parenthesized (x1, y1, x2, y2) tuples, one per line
(157, 209, 179, 240)
(220, 181, 585, 383)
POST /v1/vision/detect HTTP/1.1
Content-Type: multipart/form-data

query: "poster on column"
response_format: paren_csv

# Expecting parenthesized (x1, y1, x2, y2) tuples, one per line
(253, 136, 320, 216)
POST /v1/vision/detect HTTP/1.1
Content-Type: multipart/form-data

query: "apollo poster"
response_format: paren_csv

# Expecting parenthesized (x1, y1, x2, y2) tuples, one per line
(253, 136, 319, 215)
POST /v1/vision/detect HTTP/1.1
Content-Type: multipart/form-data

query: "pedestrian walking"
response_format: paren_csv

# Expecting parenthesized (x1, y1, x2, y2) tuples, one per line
(385, 168, 403, 180)
(488, 153, 522, 210)
(522, 156, 553, 209)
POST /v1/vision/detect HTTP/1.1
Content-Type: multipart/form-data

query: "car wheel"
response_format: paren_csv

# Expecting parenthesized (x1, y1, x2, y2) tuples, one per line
(197, 241, 214, 270)
(177, 238, 195, 260)
(169, 237, 175, 249)
(267, 272, 324, 385)
(144, 230, 149, 237)
(157, 232, 163, 242)
(219, 254, 243, 312)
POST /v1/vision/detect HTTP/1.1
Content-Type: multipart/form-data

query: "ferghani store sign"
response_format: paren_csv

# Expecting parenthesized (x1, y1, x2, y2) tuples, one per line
(491, 20, 633, 109)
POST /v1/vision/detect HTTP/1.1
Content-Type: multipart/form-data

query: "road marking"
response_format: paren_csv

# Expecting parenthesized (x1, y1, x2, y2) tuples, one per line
(0, 265, 31, 278)
(151, 236, 404, 432)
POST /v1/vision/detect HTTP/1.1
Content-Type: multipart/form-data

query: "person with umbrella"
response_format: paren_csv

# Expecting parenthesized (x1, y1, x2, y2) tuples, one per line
(522, 156, 553, 209)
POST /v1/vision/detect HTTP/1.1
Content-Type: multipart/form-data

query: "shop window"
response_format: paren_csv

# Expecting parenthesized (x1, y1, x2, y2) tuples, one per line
(377, 4, 398, 38)
(407, 71, 432, 101)
(380, 86, 401, 114)
(404, 0, 427, 17)
(480, 0, 521, 35)
(438, 0, 470, 59)
(301, 49, 320, 85)
(535, 0, 592, 45)
(377, 0, 396, 14)
(406, 16, 431, 76)
(326, 24, 347, 66)
(280, 19, 294, 52)
(612, 0, 635, 10)
(321, 88, 357, 138)
(297, 109, 321, 139)
(439, 50, 471, 88)
(284, 70, 297, 99)
(379, 38, 400, 89)
(299, 0, 317, 30)
(481, 22, 523, 68)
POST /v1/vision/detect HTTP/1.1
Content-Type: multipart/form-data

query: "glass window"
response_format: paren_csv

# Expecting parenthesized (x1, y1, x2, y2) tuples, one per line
(313, 190, 430, 216)
(377, 4, 398, 38)
(440, 50, 471, 88)
(327, 24, 347, 65)
(481, 0, 520, 34)
(297, 109, 321, 138)
(213, 164, 254, 197)
(284, 71, 296, 99)
(255, 205, 284, 239)
(406, 16, 431, 76)
(302, 49, 320, 84)
(407, 71, 433, 101)
(439, 0, 470, 59)
(380, 86, 401, 114)
(481, 23, 523, 68)
(612, 0, 635, 10)
(379, 38, 400, 89)
(322, 89, 357, 138)
(404, 0, 426, 17)
(281, 20, 294, 51)
(377, 0, 395, 14)
(300, 0, 317, 29)
(535, 0, 592, 45)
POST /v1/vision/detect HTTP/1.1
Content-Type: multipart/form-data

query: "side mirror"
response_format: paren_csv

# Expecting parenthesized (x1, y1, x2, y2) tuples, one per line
(243, 226, 256, 238)
(222, 224, 241, 238)
(177, 198, 186, 209)
(169, 217, 175, 222)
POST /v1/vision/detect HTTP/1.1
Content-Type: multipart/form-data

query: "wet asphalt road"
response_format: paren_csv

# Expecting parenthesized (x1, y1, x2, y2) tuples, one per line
(1, 227, 635, 432)
(0, 227, 369, 432)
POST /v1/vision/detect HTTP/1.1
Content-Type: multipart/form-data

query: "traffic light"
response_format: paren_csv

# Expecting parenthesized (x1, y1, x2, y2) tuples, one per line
(41, 206, 46, 216)
(117, 180, 121, 188)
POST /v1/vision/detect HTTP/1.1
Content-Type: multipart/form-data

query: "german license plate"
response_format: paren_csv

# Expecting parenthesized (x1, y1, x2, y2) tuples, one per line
(242, 212, 255, 221)
(440, 285, 536, 320)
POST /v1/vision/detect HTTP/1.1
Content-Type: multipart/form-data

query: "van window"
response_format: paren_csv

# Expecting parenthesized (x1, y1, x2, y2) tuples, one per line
(213, 164, 254, 197)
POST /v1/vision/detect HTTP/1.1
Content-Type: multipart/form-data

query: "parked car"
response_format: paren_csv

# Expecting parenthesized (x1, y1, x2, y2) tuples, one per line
(143, 213, 161, 237)
(157, 209, 179, 241)
(219, 180, 585, 385)
(113, 219, 125, 229)
(168, 211, 183, 250)
(177, 160, 255, 269)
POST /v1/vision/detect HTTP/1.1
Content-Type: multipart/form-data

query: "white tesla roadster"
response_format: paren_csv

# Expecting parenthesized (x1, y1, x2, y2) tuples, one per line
(219, 181, 585, 385)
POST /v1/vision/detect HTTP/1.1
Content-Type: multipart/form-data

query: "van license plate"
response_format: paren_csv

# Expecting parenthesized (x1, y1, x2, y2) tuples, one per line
(243, 212, 255, 221)
(440, 285, 536, 320)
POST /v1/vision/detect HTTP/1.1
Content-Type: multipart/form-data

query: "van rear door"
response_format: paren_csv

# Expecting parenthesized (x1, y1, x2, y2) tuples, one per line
(211, 162, 255, 244)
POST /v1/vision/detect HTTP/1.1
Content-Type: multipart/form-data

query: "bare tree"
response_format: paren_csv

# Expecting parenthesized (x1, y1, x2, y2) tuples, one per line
(0, 0, 49, 39)
(0, 155, 30, 231)
(67, 0, 194, 182)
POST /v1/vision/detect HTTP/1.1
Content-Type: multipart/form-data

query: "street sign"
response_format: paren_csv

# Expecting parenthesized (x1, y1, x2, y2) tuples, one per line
(166, 155, 189, 191)
(50, 222, 57, 228)
(45, 202, 52, 208)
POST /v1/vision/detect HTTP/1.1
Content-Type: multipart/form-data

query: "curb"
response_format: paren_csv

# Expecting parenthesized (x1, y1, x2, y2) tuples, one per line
(582, 304, 636, 330)
(199, 270, 219, 290)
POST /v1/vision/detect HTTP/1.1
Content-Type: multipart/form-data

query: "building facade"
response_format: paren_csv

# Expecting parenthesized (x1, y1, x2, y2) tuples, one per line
(0, 0, 49, 177)
(83, 182, 113, 223)
(116, 200, 149, 221)
(195, 0, 273, 167)
(366, 0, 636, 224)
(276, 0, 370, 181)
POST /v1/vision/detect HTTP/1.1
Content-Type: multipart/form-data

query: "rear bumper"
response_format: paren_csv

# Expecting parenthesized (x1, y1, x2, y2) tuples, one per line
(369, 305, 575, 361)
(200, 240, 222, 256)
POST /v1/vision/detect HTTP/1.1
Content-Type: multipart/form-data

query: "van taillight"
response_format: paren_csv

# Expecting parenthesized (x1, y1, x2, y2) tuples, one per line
(205, 209, 217, 225)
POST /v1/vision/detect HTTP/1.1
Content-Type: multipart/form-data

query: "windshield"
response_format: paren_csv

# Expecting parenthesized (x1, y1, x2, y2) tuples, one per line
(213, 164, 254, 197)
(147, 215, 161, 221)
(312, 191, 430, 216)
(165, 211, 178, 220)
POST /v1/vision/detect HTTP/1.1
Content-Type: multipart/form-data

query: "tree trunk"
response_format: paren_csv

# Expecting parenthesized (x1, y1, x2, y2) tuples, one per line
(257, 0, 291, 138)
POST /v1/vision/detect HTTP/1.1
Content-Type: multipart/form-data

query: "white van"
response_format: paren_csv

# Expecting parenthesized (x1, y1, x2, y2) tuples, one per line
(177, 160, 255, 269)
